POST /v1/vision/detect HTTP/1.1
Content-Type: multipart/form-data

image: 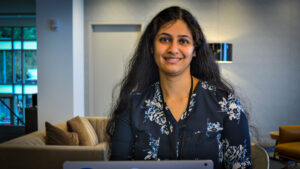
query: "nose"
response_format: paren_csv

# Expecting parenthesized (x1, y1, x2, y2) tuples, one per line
(168, 41, 179, 55)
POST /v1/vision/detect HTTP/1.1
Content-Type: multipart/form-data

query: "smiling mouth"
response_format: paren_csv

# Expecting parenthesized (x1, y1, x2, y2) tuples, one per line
(164, 57, 183, 61)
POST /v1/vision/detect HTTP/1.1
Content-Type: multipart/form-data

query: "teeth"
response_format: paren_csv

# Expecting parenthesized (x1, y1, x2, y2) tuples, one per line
(165, 58, 181, 61)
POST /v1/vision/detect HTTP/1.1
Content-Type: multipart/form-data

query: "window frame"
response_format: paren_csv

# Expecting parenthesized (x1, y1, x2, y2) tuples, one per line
(0, 26, 37, 126)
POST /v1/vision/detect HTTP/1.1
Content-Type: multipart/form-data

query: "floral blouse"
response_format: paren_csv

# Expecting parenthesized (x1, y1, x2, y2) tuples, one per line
(110, 81, 252, 169)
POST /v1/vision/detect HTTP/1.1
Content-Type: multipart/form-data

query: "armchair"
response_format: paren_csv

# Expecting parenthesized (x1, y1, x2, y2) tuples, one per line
(275, 125, 300, 167)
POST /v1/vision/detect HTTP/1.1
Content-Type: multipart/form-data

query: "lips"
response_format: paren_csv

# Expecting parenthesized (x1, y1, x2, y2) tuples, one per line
(164, 57, 183, 64)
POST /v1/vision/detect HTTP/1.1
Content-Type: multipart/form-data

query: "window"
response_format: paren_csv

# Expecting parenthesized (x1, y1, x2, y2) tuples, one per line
(0, 27, 37, 126)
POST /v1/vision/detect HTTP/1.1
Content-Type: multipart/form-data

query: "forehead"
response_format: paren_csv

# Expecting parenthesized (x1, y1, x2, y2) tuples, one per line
(156, 19, 192, 36)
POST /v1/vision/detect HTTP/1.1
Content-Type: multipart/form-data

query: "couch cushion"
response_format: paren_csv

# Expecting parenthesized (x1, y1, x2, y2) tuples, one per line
(2, 134, 46, 146)
(67, 116, 99, 146)
(45, 121, 79, 145)
(275, 142, 300, 159)
(87, 117, 109, 142)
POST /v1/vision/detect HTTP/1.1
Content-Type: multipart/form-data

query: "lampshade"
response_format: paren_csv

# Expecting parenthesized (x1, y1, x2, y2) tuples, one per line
(209, 43, 232, 63)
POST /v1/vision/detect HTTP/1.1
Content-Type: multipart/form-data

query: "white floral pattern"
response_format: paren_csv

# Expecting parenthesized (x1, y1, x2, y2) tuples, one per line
(144, 133, 160, 160)
(144, 82, 171, 135)
(207, 121, 223, 132)
(201, 81, 217, 91)
(222, 139, 251, 169)
(218, 93, 243, 121)
(217, 133, 223, 162)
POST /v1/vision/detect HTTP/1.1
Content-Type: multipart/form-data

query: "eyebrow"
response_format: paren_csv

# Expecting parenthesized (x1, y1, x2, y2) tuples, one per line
(158, 33, 193, 39)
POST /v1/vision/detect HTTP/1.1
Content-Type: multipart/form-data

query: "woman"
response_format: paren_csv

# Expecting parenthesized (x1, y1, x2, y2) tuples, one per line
(107, 6, 252, 169)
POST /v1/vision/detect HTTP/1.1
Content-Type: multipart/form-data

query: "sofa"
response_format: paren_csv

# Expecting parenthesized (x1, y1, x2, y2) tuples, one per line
(0, 116, 110, 169)
(275, 125, 300, 165)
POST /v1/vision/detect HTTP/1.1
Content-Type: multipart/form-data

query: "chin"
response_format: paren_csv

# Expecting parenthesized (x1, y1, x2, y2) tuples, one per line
(161, 65, 191, 76)
(162, 69, 185, 77)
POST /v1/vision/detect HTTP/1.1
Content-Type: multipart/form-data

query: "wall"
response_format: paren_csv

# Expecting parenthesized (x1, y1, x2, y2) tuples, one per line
(84, 0, 300, 145)
(72, 0, 85, 121)
(36, 0, 84, 130)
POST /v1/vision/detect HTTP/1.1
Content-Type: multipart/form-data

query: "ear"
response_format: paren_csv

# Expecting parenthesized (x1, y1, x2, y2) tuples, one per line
(192, 50, 196, 57)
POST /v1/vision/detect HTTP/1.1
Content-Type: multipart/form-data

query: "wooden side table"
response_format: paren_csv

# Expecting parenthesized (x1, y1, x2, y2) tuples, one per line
(269, 131, 279, 158)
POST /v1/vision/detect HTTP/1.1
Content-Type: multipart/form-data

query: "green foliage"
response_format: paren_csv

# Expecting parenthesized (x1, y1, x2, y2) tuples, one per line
(0, 51, 13, 83)
(0, 27, 12, 40)
(25, 51, 37, 80)
(0, 112, 5, 120)
(0, 27, 37, 84)
(24, 27, 36, 40)
(13, 27, 21, 40)
(14, 50, 22, 83)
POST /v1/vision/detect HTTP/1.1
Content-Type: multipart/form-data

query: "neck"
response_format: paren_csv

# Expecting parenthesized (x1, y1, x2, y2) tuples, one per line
(159, 72, 192, 99)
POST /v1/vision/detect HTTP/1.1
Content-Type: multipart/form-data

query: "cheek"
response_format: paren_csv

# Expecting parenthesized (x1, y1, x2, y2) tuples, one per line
(154, 42, 163, 54)
(153, 43, 165, 61)
(153, 49, 160, 66)
(187, 47, 195, 58)
(154, 53, 159, 66)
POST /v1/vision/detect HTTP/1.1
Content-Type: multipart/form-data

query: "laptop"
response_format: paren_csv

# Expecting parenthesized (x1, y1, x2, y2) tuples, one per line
(63, 160, 213, 169)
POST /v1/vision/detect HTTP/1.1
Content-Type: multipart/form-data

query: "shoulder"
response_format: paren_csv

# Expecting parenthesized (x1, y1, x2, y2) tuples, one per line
(197, 80, 235, 100)
(198, 80, 217, 92)
(217, 90, 247, 122)
(130, 83, 157, 99)
(198, 80, 246, 121)
(196, 80, 229, 98)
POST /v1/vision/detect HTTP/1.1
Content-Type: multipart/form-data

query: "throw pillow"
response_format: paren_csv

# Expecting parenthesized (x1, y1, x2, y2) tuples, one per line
(45, 121, 79, 145)
(67, 116, 99, 146)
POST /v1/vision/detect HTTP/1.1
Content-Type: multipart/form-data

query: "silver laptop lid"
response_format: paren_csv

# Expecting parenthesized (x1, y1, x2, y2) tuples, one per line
(63, 160, 213, 169)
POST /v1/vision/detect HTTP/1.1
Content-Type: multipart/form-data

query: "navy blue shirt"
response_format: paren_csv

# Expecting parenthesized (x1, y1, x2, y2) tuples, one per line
(111, 81, 252, 169)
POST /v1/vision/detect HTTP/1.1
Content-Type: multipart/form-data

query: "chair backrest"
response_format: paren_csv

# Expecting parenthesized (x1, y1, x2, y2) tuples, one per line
(279, 125, 300, 143)
(251, 143, 269, 169)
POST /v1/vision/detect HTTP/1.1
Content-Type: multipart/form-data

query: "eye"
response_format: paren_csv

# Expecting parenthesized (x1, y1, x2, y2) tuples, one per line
(179, 39, 190, 45)
(159, 37, 170, 43)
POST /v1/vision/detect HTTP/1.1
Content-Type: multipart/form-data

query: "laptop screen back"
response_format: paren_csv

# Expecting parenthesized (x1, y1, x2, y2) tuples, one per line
(63, 160, 213, 169)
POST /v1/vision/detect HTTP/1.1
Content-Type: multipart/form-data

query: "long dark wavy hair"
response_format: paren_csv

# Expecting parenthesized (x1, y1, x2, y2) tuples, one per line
(106, 6, 234, 136)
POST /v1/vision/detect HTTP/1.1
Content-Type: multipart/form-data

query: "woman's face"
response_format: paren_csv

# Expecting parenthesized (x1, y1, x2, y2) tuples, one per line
(154, 19, 195, 77)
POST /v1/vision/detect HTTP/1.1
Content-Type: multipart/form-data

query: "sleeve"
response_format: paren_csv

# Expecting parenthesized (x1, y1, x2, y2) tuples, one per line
(220, 94, 252, 169)
(110, 111, 134, 160)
